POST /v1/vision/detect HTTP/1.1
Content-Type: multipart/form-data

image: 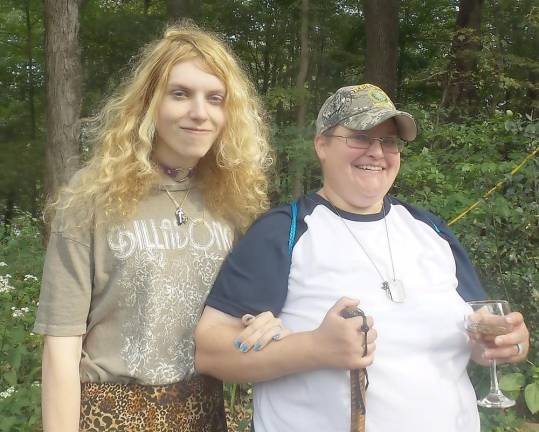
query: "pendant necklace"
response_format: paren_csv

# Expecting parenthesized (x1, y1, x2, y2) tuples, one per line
(326, 195, 406, 303)
(164, 184, 192, 226)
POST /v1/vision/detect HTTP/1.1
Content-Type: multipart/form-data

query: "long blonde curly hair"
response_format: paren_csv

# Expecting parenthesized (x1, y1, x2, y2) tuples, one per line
(50, 23, 271, 233)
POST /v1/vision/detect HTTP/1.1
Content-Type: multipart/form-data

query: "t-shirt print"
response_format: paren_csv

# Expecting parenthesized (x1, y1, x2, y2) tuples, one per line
(107, 215, 233, 384)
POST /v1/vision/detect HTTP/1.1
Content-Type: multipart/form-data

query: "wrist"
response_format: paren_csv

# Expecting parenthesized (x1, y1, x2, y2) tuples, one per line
(305, 329, 326, 369)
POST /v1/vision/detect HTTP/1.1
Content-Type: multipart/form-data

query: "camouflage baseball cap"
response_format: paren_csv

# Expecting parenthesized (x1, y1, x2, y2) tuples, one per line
(316, 84, 417, 141)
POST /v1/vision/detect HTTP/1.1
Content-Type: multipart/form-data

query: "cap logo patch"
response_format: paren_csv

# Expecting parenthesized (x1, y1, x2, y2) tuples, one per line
(352, 84, 372, 93)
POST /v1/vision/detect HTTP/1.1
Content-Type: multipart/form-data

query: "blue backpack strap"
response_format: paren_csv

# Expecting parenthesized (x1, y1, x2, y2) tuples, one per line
(288, 200, 298, 256)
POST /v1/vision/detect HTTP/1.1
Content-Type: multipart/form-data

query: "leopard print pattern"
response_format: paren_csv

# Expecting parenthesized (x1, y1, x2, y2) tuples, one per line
(80, 375, 227, 431)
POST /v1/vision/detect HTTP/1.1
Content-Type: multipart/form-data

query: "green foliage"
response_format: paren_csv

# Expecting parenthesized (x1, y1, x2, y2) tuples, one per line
(80, 0, 165, 116)
(393, 108, 538, 427)
(0, 0, 45, 220)
(499, 364, 539, 415)
(269, 124, 320, 202)
(224, 383, 253, 431)
(526, 380, 539, 415)
(479, 408, 523, 432)
(0, 212, 44, 431)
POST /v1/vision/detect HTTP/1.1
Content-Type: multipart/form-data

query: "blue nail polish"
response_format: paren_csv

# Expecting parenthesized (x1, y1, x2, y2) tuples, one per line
(253, 342, 261, 352)
(239, 342, 249, 352)
(233, 339, 242, 349)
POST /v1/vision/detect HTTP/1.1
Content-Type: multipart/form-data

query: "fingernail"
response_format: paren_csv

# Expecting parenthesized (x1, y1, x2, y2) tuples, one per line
(239, 342, 249, 353)
(233, 339, 242, 349)
(272, 333, 281, 341)
(495, 336, 503, 345)
(253, 342, 262, 352)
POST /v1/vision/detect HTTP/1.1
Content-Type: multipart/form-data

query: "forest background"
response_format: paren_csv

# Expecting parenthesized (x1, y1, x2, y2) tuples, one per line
(0, 0, 537, 430)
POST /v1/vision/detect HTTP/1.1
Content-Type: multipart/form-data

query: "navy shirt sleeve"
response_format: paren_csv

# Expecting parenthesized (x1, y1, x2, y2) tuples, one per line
(435, 218, 487, 301)
(206, 205, 293, 318)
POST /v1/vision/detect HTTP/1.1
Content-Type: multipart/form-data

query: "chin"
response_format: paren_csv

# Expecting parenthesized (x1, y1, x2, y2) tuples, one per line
(348, 194, 386, 212)
(176, 148, 213, 165)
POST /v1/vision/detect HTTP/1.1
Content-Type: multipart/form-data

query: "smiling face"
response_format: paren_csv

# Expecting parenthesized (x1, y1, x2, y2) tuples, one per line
(315, 119, 400, 214)
(153, 59, 226, 168)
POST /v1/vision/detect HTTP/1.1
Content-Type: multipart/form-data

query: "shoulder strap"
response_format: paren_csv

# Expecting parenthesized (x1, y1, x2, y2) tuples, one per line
(288, 200, 298, 256)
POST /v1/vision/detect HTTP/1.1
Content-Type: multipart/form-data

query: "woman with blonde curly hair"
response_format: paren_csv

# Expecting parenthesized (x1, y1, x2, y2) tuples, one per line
(34, 24, 284, 431)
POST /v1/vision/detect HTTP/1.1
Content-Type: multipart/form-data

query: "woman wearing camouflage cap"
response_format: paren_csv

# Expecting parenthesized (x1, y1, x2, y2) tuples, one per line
(195, 84, 530, 432)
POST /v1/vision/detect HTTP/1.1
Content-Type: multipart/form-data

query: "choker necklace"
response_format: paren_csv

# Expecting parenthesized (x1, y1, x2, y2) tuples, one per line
(324, 194, 406, 303)
(159, 162, 195, 183)
(163, 183, 192, 225)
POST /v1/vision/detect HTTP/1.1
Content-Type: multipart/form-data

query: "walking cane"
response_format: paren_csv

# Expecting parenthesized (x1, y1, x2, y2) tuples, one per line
(341, 306, 369, 432)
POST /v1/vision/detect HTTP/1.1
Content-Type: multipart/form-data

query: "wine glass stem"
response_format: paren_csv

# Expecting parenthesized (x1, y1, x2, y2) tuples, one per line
(489, 359, 501, 394)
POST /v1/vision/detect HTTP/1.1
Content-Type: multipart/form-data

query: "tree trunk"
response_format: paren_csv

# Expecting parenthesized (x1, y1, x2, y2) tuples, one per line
(24, 0, 36, 140)
(441, 0, 484, 110)
(43, 0, 84, 233)
(291, 0, 309, 198)
(363, 0, 400, 100)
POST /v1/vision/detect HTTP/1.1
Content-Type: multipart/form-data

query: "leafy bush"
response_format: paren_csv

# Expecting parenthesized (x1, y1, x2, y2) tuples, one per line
(397, 109, 539, 428)
(0, 211, 43, 431)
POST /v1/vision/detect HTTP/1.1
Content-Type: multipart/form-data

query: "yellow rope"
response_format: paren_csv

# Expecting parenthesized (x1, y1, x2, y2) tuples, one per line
(448, 146, 539, 226)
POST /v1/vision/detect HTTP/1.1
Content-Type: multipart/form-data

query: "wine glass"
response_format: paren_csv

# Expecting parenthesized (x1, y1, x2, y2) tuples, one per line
(464, 300, 516, 408)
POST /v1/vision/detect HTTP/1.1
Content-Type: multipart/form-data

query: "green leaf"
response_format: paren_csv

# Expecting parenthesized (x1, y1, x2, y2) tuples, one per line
(0, 417, 17, 432)
(3, 370, 17, 386)
(238, 418, 251, 432)
(8, 346, 23, 371)
(499, 372, 525, 391)
(524, 382, 539, 414)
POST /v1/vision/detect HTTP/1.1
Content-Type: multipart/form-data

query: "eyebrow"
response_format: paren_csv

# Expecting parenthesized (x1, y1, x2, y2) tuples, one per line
(349, 132, 398, 137)
(166, 83, 226, 94)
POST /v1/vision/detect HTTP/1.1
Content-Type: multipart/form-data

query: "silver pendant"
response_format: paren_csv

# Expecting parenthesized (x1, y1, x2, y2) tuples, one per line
(175, 207, 187, 225)
(382, 279, 406, 303)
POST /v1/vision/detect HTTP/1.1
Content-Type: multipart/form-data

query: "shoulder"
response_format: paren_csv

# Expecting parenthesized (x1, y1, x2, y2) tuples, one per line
(389, 196, 486, 300)
(49, 168, 96, 241)
(244, 193, 323, 248)
(388, 196, 446, 232)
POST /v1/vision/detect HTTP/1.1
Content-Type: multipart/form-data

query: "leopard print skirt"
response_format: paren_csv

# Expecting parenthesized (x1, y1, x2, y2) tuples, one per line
(80, 375, 227, 431)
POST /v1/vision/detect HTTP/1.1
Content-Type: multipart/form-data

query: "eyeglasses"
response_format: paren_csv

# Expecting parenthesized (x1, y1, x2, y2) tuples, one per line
(324, 134, 404, 154)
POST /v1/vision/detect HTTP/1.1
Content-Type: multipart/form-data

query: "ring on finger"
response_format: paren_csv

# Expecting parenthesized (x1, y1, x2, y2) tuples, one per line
(242, 314, 255, 325)
(515, 342, 524, 355)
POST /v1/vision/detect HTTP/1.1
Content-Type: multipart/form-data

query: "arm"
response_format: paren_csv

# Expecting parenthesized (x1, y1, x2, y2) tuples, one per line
(195, 297, 377, 384)
(42, 335, 82, 432)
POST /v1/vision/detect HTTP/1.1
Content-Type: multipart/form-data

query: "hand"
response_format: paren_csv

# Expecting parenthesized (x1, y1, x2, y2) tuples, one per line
(233, 311, 291, 353)
(312, 297, 377, 370)
(482, 312, 529, 363)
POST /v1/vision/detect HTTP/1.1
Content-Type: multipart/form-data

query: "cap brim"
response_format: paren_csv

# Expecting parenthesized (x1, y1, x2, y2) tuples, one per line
(342, 109, 417, 141)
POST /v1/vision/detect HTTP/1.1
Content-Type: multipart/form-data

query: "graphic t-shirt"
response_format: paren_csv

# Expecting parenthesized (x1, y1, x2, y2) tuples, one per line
(34, 180, 234, 385)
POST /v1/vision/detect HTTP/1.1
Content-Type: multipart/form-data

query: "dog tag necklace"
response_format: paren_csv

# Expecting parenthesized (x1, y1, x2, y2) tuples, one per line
(328, 196, 406, 303)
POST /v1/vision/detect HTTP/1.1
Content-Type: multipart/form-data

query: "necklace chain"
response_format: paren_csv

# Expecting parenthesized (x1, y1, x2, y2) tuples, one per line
(322, 193, 404, 302)
(164, 183, 192, 225)
(382, 203, 397, 281)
